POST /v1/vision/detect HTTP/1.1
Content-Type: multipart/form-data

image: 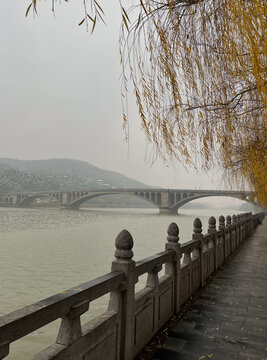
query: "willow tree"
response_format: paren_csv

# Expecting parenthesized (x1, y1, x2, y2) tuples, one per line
(119, 0, 266, 206)
(26, 0, 267, 206)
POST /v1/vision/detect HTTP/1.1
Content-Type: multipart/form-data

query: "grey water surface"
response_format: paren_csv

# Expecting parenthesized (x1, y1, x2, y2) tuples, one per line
(0, 207, 237, 359)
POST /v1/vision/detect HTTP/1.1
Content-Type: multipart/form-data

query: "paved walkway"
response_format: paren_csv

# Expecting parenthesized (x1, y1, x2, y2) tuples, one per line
(153, 219, 267, 360)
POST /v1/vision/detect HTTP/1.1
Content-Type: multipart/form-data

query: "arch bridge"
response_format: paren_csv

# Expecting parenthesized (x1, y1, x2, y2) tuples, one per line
(0, 188, 257, 213)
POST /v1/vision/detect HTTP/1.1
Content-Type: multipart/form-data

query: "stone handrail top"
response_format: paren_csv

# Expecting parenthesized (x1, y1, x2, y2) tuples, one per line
(203, 233, 214, 240)
(181, 239, 200, 252)
(135, 250, 175, 277)
(0, 271, 124, 346)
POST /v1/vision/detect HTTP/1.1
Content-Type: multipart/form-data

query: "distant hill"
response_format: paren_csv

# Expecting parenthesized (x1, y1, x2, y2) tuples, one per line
(0, 158, 150, 194)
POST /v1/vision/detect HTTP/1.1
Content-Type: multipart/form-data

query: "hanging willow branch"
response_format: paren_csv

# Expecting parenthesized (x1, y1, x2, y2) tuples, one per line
(119, 0, 266, 205)
(25, 0, 267, 206)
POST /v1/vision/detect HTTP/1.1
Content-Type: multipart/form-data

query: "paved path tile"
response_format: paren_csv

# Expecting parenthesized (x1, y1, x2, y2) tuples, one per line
(153, 219, 267, 360)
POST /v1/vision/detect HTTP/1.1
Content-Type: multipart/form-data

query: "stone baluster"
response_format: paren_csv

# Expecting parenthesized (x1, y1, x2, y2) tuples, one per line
(226, 215, 232, 254)
(243, 213, 246, 240)
(232, 215, 237, 249)
(165, 222, 181, 313)
(183, 250, 191, 265)
(246, 213, 249, 237)
(219, 215, 226, 260)
(147, 265, 162, 288)
(146, 263, 162, 330)
(244, 213, 247, 238)
(236, 214, 241, 246)
(192, 218, 204, 286)
(240, 213, 243, 242)
(239, 214, 243, 241)
(208, 216, 217, 270)
(108, 229, 135, 360)
(248, 212, 253, 235)
(183, 247, 192, 297)
(56, 301, 89, 346)
(247, 213, 250, 237)
(0, 344, 9, 360)
(244, 213, 247, 239)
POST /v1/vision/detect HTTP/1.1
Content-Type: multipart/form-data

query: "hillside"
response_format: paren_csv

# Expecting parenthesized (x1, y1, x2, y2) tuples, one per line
(0, 158, 150, 193)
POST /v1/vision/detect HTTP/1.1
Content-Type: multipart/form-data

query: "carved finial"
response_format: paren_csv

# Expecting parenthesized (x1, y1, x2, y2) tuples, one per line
(167, 222, 179, 243)
(208, 216, 216, 233)
(192, 218, 203, 240)
(114, 229, 134, 260)
(219, 215, 225, 230)
(232, 214, 237, 223)
(236, 214, 240, 222)
(226, 215, 231, 227)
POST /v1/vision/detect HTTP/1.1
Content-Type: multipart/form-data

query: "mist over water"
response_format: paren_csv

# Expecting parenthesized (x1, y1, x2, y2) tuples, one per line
(0, 206, 239, 359)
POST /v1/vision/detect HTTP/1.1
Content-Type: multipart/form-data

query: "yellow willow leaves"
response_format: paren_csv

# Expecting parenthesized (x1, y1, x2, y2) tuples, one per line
(25, 0, 266, 205)
(119, 0, 266, 206)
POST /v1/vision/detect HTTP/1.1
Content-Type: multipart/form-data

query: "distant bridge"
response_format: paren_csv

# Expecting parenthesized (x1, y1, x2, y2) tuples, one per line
(0, 188, 257, 213)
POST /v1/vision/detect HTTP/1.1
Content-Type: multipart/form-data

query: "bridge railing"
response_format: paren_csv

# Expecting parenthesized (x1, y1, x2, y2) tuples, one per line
(0, 212, 265, 360)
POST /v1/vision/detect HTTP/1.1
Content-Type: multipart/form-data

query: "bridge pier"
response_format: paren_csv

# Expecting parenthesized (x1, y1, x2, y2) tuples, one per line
(60, 204, 79, 210)
(159, 207, 178, 214)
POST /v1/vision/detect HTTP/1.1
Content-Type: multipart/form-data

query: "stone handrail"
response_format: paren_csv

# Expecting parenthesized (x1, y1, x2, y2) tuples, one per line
(0, 212, 264, 360)
(135, 250, 175, 277)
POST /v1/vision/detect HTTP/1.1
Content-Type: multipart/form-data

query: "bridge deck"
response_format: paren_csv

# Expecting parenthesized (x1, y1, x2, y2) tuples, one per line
(153, 218, 267, 360)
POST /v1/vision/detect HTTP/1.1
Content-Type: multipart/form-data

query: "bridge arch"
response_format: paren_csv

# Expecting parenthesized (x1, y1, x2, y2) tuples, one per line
(170, 193, 255, 212)
(18, 194, 43, 206)
(19, 194, 58, 207)
(66, 191, 159, 209)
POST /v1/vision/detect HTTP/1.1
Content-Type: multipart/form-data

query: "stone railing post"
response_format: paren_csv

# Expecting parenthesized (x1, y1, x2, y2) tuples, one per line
(232, 214, 237, 249)
(248, 212, 253, 235)
(219, 215, 226, 260)
(242, 214, 247, 240)
(192, 218, 204, 286)
(242, 213, 247, 240)
(226, 215, 232, 254)
(208, 216, 217, 270)
(165, 222, 181, 313)
(245, 213, 249, 238)
(244, 213, 249, 239)
(239, 214, 244, 241)
(244, 213, 248, 238)
(108, 230, 135, 360)
(243, 213, 247, 239)
(236, 214, 241, 247)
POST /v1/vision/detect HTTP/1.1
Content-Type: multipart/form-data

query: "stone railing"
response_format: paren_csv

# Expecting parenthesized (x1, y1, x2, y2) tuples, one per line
(0, 212, 264, 360)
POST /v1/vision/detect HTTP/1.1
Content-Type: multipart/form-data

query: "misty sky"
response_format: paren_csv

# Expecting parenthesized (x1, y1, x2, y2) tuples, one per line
(0, 0, 246, 207)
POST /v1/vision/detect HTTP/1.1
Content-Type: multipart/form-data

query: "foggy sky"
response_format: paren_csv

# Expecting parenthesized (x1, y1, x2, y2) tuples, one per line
(0, 0, 245, 206)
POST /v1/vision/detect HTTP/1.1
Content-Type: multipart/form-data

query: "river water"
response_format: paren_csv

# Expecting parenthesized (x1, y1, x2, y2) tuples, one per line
(0, 206, 238, 359)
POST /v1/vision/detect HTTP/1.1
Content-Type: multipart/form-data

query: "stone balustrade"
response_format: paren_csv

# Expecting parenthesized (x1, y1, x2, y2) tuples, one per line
(0, 212, 264, 360)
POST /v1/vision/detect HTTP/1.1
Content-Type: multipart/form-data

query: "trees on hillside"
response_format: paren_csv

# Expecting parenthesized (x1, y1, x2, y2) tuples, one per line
(26, 0, 267, 206)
